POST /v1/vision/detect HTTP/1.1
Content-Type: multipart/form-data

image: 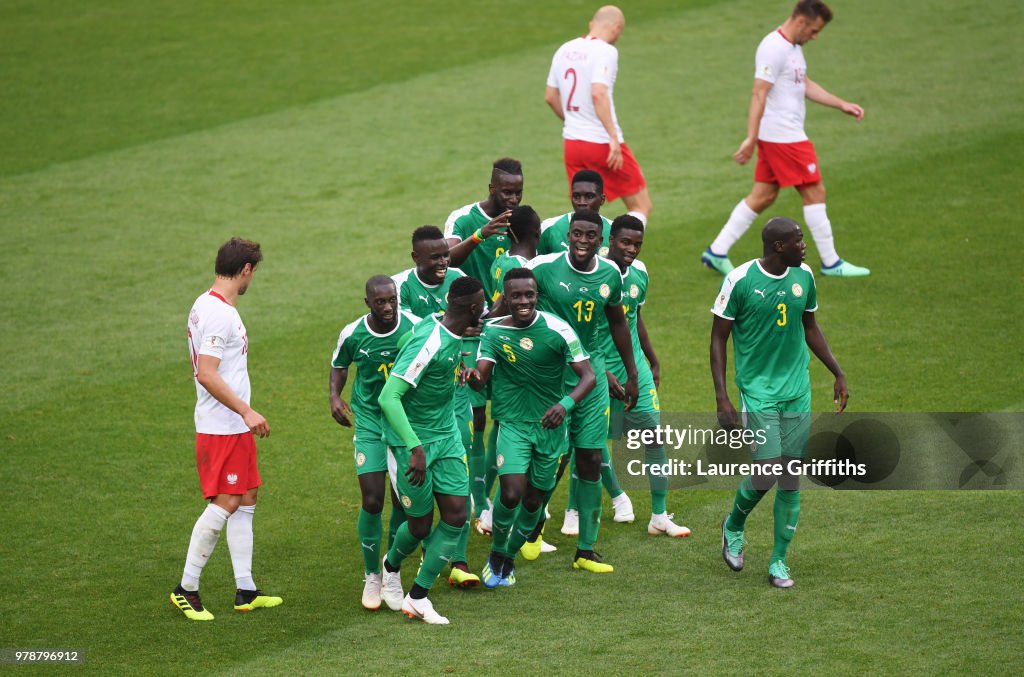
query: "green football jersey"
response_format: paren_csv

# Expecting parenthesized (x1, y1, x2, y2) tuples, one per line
(331, 310, 422, 437)
(601, 259, 649, 382)
(537, 212, 613, 257)
(711, 260, 819, 401)
(486, 252, 529, 304)
(444, 202, 511, 287)
(392, 266, 466, 318)
(384, 315, 464, 445)
(478, 311, 588, 422)
(527, 252, 623, 371)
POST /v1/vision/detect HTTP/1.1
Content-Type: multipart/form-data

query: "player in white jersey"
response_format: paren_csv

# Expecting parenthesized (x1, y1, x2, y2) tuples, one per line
(172, 237, 281, 621)
(702, 0, 870, 279)
(545, 5, 652, 223)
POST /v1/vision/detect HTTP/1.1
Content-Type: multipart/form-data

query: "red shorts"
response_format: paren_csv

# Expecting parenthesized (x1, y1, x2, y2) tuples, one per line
(755, 140, 822, 187)
(563, 139, 646, 202)
(195, 432, 261, 499)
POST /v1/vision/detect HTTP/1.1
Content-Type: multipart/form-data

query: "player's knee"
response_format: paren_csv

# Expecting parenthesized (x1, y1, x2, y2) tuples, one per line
(361, 493, 384, 514)
(521, 492, 543, 513)
(213, 494, 243, 513)
(407, 517, 432, 540)
(499, 485, 523, 508)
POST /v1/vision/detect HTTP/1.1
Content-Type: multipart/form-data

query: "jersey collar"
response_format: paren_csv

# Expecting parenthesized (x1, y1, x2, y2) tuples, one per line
(208, 290, 232, 305)
(755, 259, 791, 280)
(564, 250, 598, 274)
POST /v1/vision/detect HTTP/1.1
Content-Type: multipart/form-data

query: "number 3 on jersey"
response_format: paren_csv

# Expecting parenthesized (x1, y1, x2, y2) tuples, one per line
(776, 303, 787, 327)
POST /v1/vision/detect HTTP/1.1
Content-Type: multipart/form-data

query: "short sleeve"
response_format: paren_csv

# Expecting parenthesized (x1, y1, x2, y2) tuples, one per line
(591, 44, 618, 87)
(712, 273, 741, 320)
(197, 307, 233, 359)
(755, 36, 785, 84)
(805, 272, 818, 313)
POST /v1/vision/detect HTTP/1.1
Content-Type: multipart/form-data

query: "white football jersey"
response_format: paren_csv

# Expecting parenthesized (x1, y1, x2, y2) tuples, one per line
(187, 291, 251, 434)
(755, 29, 810, 143)
(547, 36, 624, 143)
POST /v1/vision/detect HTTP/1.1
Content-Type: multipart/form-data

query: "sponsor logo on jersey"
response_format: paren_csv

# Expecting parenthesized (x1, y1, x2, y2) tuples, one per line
(599, 284, 610, 298)
(753, 288, 767, 299)
(496, 454, 505, 468)
(629, 284, 639, 299)
(408, 361, 425, 378)
(356, 452, 366, 467)
(791, 283, 803, 298)
(358, 348, 371, 358)
(418, 295, 430, 303)
(559, 281, 572, 292)
(498, 335, 512, 342)
(380, 350, 391, 356)
(519, 337, 534, 351)
(401, 495, 412, 508)
(205, 335, 223, 348)
(226, 473, 238, 485)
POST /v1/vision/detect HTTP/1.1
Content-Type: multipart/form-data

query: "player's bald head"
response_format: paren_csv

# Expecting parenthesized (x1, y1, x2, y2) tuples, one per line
(762, 217, 801, 247)
(365, 274, 395, 297)
(592, 5, 625, 27)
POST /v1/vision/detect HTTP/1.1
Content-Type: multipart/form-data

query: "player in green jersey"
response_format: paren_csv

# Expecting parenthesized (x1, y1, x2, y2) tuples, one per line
(464, 268, 596, 587)
(538, 169, 613, 257)
(711, 217, 849, 588)
(390, 226, 480, 588)
(526, 210, 639, 573)
(445, 158, 522, 527)
(601, 216, 691, 538)
(330, 276, 421, 610)
(377, 277, 487, 624)
(475, 206, 543, 537)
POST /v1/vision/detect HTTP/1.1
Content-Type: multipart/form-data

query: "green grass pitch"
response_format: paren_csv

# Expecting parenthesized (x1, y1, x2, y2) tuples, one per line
(1, 0, 1022, 673)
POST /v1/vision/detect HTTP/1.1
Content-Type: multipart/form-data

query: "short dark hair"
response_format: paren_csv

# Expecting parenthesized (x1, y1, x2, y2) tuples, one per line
(792, 0, 832, 22)
(215, 237, 262, 277)
(503, 267, 535, 287)
(492, 157, 523, 181)
(570, 209, 602, 226)
(610, 214, 645, 238)
(411, 225, 444, 247)
(509, 205, 540, 242)
(365, 274, 395, 296)
(571, 169, 604, 192)
(449, 275, 483, 299)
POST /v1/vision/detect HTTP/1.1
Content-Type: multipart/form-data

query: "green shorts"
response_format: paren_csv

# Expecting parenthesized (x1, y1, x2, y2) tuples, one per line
(740, 390, 812, 461)
(390, 432, 469, 518)
(352, 428, 388, 475)
(569, 380, 611, 450)
(608, 360, 660, 438)
(495, 420, 569, 492)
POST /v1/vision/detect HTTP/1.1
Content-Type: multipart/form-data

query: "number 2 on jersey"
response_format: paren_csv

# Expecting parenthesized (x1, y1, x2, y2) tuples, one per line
(564, 68, 580, 112)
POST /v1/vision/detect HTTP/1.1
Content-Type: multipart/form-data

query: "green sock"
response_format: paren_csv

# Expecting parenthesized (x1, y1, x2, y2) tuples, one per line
(387, 504, 406, 551)
(771, 489, 801, 564)
(506, 504, 542, 556)
(567, 453, 578, 511)
(491, 495, 517, 557)
(646, 446, 668, 514)
(727, 476, 766, 532)
(452, 495, 472, 565)
(357, 508, 383, 574)
(414, 521, 463, 590)
(484, 424, 499, 499)
(600, 443, 624, 498)
(385, 520, 422, 569)
(470, 430, 486, 517)
(576, 477, 602, 551)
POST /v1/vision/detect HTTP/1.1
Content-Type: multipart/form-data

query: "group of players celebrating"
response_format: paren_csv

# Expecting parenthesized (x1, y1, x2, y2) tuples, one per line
(330, 159, 692, 624)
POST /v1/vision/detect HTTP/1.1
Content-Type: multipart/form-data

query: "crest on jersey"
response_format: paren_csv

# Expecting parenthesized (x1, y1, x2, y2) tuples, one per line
(401, 495, 412, 508)
(807, 163, 817, 174)
(519, 337, 534, 351)
(226, 473, 238, 486)
(599, 284, 611, 299)
(496, 454, 505, 468)
(792, 283, 804, 298)
(356, 452, 366, 467)
(598, 246, 609, 257)
(761, 64, 773, 77)
(205, 335, 222, 348)
(629, 284, 639, 299)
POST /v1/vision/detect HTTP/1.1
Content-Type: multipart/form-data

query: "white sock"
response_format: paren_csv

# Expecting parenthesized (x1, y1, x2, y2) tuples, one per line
(181, 503, 230, 591)
(626, 210, 648, 226)
(803, 203, 840, 268)
(710, 200, 759, 255)
(227, 504, 256, 591)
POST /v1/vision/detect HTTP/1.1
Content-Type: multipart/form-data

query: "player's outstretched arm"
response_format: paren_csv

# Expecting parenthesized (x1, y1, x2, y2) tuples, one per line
(329, 366, 353, 427)
(447, 211, 511, 268)
(542, 359, 597, 429)
(805, 77, 864, 121)
(636, 308, 660, 388)
(710, 315, 739, 430)
(734, 79, 772, 164)
(802, 311, 848, 412)
(604, 304, 638, 410)
(545, 85, 565, 121)
(197, 354, 269, 437)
